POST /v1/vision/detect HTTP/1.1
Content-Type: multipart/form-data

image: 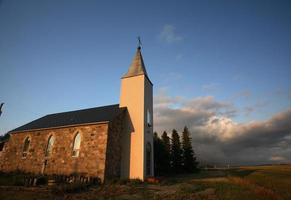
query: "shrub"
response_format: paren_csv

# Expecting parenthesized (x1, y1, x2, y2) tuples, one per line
(105, 178, 123, 185)
(52, 183, 89, 194)
(128, 178, 143, 186)
(106, 178, 143, 186)
(36, 176, 48, 185)
(13, 177, 25, 186)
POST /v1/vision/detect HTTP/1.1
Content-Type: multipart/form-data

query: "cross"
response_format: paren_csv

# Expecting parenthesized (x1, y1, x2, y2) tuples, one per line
(137, 36, 142, 48)
(0, 103, 4, 117)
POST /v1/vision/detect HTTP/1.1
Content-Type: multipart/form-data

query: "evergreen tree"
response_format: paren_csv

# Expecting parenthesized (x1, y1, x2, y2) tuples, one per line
(182, 126, 198, 172)
(0, 132, 10, 142)
(154, 131, 172, 176)
(153, 132, 164, 176)
(170, 129, 182, 173)
(161, 131, 171, 174)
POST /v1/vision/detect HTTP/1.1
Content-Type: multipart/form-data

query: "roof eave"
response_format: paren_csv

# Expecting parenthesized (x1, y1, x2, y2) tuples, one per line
(9, 121, 110, 134)
(121, 74, 153, 85)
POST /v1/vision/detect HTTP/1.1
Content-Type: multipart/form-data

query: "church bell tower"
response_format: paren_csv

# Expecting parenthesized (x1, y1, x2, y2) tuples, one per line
(119, 45, 154, 180)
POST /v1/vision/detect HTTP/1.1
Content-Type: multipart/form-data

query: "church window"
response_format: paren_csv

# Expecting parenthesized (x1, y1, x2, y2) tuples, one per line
(72, 132, 81, 157)
(45, 135, 54, 157)
(147, 109, 152, 127)
(22, 137, 30, 158)
(146, 142, 152, 176)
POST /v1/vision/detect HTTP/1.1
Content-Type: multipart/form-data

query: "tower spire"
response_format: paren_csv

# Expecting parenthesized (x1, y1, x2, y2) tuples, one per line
(122, 42, 150, 80)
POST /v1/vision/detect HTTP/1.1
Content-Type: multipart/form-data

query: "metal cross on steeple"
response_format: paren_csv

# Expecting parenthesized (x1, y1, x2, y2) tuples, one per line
(137, 36, 142, 49)
(0, 103, 4, 117)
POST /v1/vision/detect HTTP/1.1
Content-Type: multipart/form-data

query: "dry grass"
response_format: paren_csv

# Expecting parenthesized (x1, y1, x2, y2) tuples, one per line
(0, 165, 290, 200)
(228, 177, 279, 200)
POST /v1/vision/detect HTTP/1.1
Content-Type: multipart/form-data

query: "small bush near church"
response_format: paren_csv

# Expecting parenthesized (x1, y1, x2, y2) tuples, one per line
(36, 176, 48, 185)
(51, 183, 89, 194)
(106, 178, 143, 186)
(0, 172, 25, 186)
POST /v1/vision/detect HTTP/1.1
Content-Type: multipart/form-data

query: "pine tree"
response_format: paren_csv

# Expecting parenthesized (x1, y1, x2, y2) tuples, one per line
(153, 132, 164, 176)
(154, 131, 172, 176)
(161, 131, 171, 174)
(182, 126, 198, 173)
(171, 129, 182, 173)
(0, 132, 10, 142)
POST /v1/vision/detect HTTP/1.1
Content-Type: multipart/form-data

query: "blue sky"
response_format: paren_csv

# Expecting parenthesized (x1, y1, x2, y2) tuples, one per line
(0, 0, 290, 137)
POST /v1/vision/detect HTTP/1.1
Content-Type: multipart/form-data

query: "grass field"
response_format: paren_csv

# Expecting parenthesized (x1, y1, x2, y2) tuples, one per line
(0, 165, 290, 200)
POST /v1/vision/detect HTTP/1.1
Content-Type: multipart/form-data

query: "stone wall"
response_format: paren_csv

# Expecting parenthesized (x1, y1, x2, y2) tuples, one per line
(104, 111, 125, 179)
(0, 123, 109, 181)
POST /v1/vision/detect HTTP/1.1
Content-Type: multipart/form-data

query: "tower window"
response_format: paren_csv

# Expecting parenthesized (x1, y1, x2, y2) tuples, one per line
(45, 135, 54, 157)
(147, 109, 152, 127)
(72, 132, 81, 157)
(22, 137, 30, 158)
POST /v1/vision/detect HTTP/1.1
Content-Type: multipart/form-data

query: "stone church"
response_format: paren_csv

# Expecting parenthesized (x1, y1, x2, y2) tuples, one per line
(0, 46, 154, 181)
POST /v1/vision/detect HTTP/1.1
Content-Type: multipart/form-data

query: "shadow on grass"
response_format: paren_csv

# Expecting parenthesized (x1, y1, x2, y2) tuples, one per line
(159, 168, 257, 185)
(227, 169, 257, 177)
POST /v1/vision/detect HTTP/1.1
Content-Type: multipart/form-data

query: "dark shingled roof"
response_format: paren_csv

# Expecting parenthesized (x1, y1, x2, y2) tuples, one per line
(10, 104, 126, 133)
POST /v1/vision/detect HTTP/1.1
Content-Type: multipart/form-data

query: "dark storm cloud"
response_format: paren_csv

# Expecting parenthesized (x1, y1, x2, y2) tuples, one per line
(225, 110, 291, 149)
(153, 92, 291, 165)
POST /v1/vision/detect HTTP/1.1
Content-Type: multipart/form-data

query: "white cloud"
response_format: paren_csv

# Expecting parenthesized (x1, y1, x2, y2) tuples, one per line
(270, 156, 285, 161)
(153, 91, 291, 165)
(159, 25, 183, 44)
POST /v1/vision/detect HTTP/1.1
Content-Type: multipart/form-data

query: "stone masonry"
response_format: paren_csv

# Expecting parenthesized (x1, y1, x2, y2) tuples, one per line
(104, 110, 125, 179)
(0, 119, 123, 181)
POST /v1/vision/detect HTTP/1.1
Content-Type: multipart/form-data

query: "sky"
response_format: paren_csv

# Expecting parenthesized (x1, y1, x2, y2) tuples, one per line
(0, 0, 290, 165)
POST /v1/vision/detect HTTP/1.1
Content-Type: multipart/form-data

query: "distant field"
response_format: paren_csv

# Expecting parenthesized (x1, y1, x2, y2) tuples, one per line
(0, 165, 290, 200)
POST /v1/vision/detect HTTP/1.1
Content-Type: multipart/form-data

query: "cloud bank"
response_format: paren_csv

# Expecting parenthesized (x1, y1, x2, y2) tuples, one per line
(154, 92, 291, 165)
(159, 25, 183, 44)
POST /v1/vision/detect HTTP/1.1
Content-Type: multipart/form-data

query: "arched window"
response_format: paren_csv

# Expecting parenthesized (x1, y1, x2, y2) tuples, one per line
(72, 132, 81, 157)
(22, 137, 30, 157)
(45, 135, 54, 157)
(146, 142, 152, 176)
(147, 109, 152, 127)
